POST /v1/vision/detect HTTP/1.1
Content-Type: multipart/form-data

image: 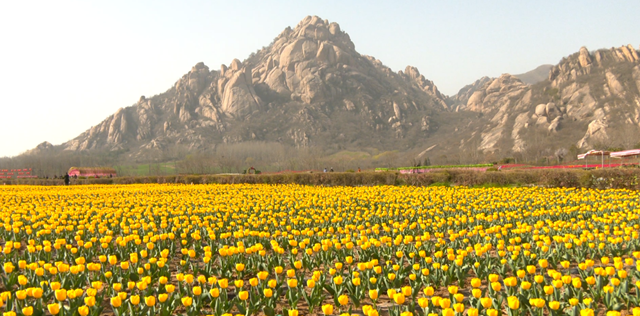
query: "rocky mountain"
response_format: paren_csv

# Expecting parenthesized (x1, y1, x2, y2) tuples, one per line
(449, 44, 640, 159)
(513, 64, 553, 85)
(26, 15, 640, 164)
(60, 16, 450, 158)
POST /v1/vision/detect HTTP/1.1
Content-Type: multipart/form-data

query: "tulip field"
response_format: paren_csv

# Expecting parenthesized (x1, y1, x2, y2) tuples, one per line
(1, 184, 640, 316)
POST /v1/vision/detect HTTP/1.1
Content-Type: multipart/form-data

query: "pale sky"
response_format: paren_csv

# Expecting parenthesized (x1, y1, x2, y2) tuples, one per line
(1, 0, 639, 157)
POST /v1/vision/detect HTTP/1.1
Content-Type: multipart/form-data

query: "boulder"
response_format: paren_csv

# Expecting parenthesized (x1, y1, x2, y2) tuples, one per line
(279, 38, 318, 71)
(578, 47, 592, 68)
(466, 90, 486, 111)
(107, 108, 128, 144)
(265, 68, 290, 94)
(393, 102, 402, 119)
(577, 117, 608, 148)
(545, 103, 557, 116)
(220, 66, 262, 116)
(314, 26, 329, 41)
(316, 42, 337, 64)
(605, 71, 625, 98)
(548, 117, 561, 132)
(343, 99, 355, 111)
(329, 22, 340, 35)
(230, 59, 242, 71)
(535, 103, 547, 116)
(620, 45, 637, 62)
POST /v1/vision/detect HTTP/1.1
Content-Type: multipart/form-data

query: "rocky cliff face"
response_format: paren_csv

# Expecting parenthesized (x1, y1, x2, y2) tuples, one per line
(451, 45, 640, 157)
(59, 16, 449, 157)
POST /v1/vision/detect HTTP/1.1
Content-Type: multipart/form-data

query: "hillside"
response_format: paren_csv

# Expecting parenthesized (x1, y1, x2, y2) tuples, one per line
(513, 64, 553, 85)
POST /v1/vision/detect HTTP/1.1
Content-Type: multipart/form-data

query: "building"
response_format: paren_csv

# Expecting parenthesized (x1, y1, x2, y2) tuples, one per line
(68, 167, 117, 178)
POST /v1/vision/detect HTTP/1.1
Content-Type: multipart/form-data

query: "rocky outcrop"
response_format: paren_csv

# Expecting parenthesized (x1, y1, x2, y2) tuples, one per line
(454, 44, 640, 154)
(449, 76, 492, 111)
(465, 74, 528, 113)
(400, 66, 448, 109)
(219, 60, 262, 116)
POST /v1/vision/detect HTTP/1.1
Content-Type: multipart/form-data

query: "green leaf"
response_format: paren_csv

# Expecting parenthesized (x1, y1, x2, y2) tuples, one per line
(323, 283, 336, 295)
(263, 306, 275, 316)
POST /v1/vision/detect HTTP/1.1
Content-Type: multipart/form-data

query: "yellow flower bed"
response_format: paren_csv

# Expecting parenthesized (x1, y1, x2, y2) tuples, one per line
(1, 184, 640, 316)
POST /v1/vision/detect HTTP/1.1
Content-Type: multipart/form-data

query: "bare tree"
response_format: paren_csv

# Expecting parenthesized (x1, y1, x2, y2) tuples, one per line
(554, 148, 568, 164)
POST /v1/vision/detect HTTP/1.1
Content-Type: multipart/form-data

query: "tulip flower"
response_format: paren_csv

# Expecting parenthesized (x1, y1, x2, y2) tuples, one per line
(181, 296, 193, 307)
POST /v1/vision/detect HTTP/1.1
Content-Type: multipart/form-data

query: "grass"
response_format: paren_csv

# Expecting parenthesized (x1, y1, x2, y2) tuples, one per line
(114, 162, 177, 176)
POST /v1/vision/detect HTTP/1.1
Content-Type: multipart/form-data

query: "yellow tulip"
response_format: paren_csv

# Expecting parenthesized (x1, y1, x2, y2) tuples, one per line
(440, 298, 451, 309)
(48, 303, 60, 315)
(322, 304, 334, 315)
(78, 306, 89, 316)
(84, 296, 96, 307)
(111, 296, 122, 308)
(144, 296, 156, 307)
(580, 309, 594, 316)
(480, 297, 492, 309)
(442, 308, 454, 316)
(16, 290, 27, 300)
(423, 286, 435, 296)
(54, 289, 66, 301)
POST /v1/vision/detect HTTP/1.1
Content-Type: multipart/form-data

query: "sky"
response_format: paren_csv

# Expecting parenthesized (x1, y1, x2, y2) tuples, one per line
(1, 0, 639, 157)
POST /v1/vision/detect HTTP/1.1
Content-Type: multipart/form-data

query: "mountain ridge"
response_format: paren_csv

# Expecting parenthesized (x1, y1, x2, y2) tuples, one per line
(22, 16, 640, 168)
(513, 64, 553, 85)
